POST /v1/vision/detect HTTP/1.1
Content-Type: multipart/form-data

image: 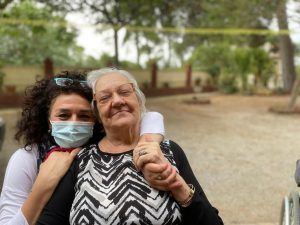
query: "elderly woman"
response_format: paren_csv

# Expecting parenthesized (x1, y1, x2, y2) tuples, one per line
(37, 68, 223, 225)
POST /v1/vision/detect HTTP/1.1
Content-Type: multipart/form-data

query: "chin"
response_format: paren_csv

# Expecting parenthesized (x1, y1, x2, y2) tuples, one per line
(114, 118, 134, 126)
(112, 115, 137, 128)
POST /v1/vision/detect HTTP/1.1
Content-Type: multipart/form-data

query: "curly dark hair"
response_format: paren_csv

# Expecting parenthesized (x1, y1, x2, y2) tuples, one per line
(15, 70, 104, 149)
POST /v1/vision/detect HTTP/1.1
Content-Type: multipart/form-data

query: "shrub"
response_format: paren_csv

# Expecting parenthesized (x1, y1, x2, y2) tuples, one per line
(218, 73, 238, 94)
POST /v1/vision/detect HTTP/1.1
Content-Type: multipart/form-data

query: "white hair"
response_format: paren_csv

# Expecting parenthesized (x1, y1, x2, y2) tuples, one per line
(87, 67, 147, 115)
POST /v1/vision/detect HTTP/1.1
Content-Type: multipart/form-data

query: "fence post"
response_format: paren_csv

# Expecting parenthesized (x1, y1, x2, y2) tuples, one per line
(150, 62, 157, 88)
(44, 58, 54, 79)
(186, 64, 192, 87)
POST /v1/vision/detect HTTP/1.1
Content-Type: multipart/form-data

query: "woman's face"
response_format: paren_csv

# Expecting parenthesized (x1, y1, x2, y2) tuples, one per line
(94, 73, 141, 131)
(49, 93, 94, 122)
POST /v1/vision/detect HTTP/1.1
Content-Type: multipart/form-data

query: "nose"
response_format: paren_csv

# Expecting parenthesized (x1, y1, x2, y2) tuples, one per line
(70, 114, 80, 121)
(111, 93, 125, 106)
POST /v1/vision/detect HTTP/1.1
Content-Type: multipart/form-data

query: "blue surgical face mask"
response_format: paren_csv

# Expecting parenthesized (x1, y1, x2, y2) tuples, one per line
(50, 121, 94, 148)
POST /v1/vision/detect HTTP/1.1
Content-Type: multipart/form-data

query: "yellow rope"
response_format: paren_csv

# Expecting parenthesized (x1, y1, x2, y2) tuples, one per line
(0, 18, 292, 36)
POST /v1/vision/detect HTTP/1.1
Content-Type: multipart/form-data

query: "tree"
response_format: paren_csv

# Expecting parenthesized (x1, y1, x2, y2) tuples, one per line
(190, 42, 232, 86)
(0, 0, 15, 10)
(0, 0, 84, 66)
(276, 0, 296, 92)
(177, 0, 276, 51)
(39, 0, 158, 66)
(231, 48, 252, 92)
(249, 48, 275, 88)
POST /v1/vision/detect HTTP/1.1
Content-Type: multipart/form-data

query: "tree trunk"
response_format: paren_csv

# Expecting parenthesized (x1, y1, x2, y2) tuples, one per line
(276, 0, 296, 92)
(166, 36, 172, 68)
(135, 33, 141, 67)
(113, 28, 119, 66)
(288, 78, 300, 111)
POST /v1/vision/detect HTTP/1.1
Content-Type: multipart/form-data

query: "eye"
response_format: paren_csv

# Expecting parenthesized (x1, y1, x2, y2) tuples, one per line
(57, 113, 70, 120)
(98, 94, 111, 103)
(119, 89, 132, 96)
(78, 114, 93, 121)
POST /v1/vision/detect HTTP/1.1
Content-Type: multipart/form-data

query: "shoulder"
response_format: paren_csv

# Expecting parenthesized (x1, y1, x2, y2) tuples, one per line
(160, 140, 183, 155)
(159, 140, 184, 167)
(9, 146, 38, 163)
(7, 147, 38, 172)
(2, 146, 38, 194)
(161, 140, 188, 167)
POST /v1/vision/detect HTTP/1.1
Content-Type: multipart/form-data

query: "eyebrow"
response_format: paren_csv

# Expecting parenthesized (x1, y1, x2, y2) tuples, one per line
(56, 109, 92, 113)
(97, 83, 133, 93)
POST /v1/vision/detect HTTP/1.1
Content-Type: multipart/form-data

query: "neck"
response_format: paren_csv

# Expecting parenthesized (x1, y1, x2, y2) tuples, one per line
(101, 124, 140, 153)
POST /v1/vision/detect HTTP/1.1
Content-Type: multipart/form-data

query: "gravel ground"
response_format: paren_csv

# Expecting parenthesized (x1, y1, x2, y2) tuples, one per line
(1, 93, 300, 225)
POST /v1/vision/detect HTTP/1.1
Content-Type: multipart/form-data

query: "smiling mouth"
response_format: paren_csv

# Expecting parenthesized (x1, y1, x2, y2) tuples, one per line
(111, 109, 130, 116)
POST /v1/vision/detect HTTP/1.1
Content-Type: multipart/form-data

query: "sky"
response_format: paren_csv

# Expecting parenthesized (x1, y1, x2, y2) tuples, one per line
(66, 13, 132, 60)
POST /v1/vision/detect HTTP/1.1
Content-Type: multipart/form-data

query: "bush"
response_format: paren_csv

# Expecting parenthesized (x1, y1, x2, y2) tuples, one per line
(218, 73, 238, 94)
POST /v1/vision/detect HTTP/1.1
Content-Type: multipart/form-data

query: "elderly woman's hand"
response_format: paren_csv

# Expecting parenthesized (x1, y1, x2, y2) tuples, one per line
(140, 162, 194, 207)
(133, 142, 182, 191)
(133, 141, 166, 171)
(141, 162, 182, 191)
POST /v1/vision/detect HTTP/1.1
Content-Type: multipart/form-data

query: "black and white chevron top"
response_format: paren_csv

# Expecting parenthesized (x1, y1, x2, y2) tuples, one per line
(37, 140, 224, 225)
(70, 140, 182, 225)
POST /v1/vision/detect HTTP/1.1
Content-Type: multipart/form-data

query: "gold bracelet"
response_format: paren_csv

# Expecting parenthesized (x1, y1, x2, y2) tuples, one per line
(178, 184, 195, 207)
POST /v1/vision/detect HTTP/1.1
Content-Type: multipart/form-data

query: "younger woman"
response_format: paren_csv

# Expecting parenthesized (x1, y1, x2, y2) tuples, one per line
(0, 70, 165, 225)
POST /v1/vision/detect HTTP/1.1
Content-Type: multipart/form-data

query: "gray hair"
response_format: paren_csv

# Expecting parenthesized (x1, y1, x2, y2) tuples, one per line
(87, 67, 147, 115)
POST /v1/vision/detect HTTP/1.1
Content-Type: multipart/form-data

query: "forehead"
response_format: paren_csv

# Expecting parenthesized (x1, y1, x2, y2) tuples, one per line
(95, 73, 131, 91)
(51, 93, 90, 110)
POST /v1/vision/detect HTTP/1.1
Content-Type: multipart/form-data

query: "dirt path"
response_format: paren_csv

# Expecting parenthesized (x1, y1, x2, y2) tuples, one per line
(1, 93, 300, 224)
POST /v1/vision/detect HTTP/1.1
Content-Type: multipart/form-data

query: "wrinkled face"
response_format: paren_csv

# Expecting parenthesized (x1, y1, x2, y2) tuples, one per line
(49, 93, 94, 122)
(94, 73, 141, 131)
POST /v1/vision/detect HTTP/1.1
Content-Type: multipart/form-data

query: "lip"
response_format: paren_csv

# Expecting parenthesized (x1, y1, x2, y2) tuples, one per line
(110, 109, 130, 117)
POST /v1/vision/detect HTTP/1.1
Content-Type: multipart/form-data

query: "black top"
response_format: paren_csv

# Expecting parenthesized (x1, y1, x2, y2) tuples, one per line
(37, 140, 223, 225)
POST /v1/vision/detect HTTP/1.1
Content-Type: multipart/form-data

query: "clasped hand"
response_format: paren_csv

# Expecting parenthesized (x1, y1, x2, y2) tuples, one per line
(133, 142, 182, 191)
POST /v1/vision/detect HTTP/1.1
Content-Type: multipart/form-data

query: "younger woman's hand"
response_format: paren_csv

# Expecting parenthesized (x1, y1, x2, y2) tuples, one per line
(36, 148, 80, 190)
(21, 148, 80, 225)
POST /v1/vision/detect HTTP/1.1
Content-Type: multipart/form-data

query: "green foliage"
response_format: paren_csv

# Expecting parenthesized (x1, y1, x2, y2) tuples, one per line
(249, 48, 275, 87)
(168, 0, 280, 66)
(40, 0, 161, 66)
(78, 53, 140, 70)
(218, 73, 239, 94)
(0, 0, 15, 10)
(0, 0, 83, 66)
(190, 42, 275, 93)
(190, 43, 232, 85)
(37, 0, 285, 69)
(230, 48, 253, 91)
(119, 60, 140, 70)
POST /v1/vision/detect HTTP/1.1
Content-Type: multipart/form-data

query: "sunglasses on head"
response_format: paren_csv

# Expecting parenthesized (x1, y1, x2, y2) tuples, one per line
(53, 77, 88, 88)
